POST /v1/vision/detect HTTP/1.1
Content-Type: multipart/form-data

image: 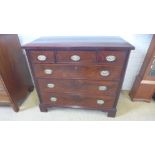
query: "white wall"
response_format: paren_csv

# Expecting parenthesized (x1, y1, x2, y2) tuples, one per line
(19, 34, 153, 90)
(120, 34, 152, 89)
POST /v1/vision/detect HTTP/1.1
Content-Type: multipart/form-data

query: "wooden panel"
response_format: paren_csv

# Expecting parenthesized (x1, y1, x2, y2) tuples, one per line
(56, 51, 96, 64)
(130, 35, 155, 102)
(33, 64, 122, 80)
(40, 92, 115, 109)
(0, 34, 34, 111)
(97, 51, 126, 65)
(37, 79, 119, 96)
(29, 51, 55, 63)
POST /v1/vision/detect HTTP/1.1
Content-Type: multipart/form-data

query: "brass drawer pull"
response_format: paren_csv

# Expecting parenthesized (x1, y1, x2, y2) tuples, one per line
(106, 55, 116, 62)
(100, 70, 110, 76)
(98, 86, 107, 91)
(44, 69, 53, 74)
(97, 99, 105, 105)
(71, 55, 80, 61)
(47, 83, 55, 88)
(37, 55, 47, 61)
(50, 97, 57, 102)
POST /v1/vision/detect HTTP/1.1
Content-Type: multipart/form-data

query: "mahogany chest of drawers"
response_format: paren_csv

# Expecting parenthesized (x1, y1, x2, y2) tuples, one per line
(23, 37, 134, 117)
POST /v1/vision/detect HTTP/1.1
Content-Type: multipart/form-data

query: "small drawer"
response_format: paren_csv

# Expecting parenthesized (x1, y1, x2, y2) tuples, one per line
(40, 93, 115, 109)
(29, 51, 55, 63)
(97, 51, 126, 65)
(33, 64, 122, 80)
(56, 51, 96, 64)
(37, 79, 119, 96)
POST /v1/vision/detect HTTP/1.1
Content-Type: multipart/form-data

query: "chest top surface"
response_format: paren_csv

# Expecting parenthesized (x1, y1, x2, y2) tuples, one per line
(22, 36, 135, 51)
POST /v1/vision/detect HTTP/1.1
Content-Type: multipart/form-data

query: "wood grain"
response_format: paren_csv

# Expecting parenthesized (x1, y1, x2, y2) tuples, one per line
(33, 64, 122, 80)
(56, 51, 96, 64)
(37, 78, 119, 96)
(40, 92, 115, 110)
(0, 34, 34, 111)
(97, 51, 126, 65)
(30, 50, 55, 63)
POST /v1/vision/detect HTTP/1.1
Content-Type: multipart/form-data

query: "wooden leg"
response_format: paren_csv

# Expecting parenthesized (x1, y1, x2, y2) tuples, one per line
(28, 85, 34, 92)
(107, 109, 116, 117)
(39, 104, 48, 112)
(12, 104, 19, 112)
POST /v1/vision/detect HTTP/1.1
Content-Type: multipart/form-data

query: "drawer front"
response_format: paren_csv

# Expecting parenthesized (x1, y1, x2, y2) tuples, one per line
(29, 51, 55, 63)
(56, 51, 96, 64)
(37, 79, 118, 96)
(97, 51, 126, 65)
(40, 93, 115, 109)
(33, 64, 122, 80)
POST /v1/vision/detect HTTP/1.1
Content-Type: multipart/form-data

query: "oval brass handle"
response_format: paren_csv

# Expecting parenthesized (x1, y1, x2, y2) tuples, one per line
(98, 86, 107, 91)
(44, 69, 53, 74)
(47, 83, 55, 88)
(50, 97, 57, 102)
(106, 55, 116, 62)
(37, 55, 47, 61)
(70, 55, 80, 61)
(97, 99, 105, 105)
(100, 70, 110, 76)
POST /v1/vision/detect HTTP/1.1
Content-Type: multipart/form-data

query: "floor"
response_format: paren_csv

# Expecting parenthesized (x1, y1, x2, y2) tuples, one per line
(0, 90, 155, 121)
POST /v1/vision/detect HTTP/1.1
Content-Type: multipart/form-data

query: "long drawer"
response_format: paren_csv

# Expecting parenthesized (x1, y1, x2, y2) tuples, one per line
(40, 92, 115, 109)
(33, 64, 122, 80)
(37, 79, 119, 96)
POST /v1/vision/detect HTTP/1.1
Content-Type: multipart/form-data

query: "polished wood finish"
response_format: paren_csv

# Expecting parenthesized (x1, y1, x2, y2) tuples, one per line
(29, 51, 55, 63)
(23, 36, 134, 117)
(97, 51, 126, 65)
(37, 79, 118, 96)
(22, 36, 134, 51)
(0, 34, 34, 111)
(130, 35, 155, 102)
(40, 92, 115, 109)
(33, 64, 122, 80)
(56, 51, 96, 64)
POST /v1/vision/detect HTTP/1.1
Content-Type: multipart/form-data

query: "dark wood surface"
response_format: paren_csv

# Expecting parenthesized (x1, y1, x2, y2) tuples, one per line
(56, 51, 96, 64)
(29, 51, 55, 63)
(33, 64, 122, 80)
(37, 79, 118, 96)
(29, 49, 127, 65)
(40, 92, 115, 109)
(23, 36, 134, 117)
(22, 36, 135, 51)
(97, 51, 126, 65)
(0, 34, 34, 111)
